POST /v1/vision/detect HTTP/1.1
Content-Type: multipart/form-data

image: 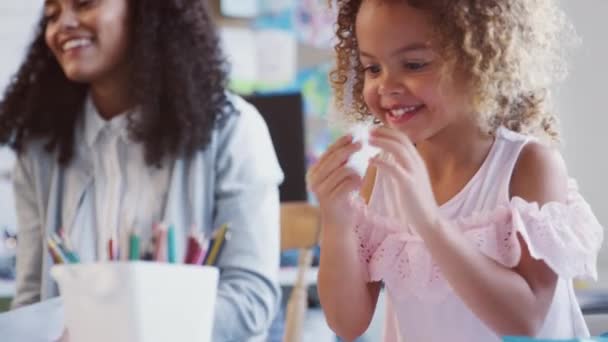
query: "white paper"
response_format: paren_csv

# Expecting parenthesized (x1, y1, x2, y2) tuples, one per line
(346, 123, 381, 178)
(220, 0, 259, 18)
(0, 298, 65, 342)
(220, 27, 297, 93)
(219, 27, 258, 93)
(255, 29, 297, 89)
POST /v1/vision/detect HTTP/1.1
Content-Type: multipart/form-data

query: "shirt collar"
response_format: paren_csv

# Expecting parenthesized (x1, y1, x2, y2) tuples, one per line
(84, 95, 132, 147)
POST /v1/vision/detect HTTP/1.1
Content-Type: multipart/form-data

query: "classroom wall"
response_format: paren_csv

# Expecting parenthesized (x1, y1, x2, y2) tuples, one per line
(556, 0, 608, 283)
(0, 1, 40, 233)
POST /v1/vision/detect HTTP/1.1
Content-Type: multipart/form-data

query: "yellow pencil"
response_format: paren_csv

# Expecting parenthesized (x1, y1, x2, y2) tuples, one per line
(203, 224, 230, 266)
(47, 237, 65, 264)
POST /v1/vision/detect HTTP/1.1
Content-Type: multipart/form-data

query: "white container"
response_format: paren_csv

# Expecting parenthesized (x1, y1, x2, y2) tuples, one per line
(50, 262, 219, 342)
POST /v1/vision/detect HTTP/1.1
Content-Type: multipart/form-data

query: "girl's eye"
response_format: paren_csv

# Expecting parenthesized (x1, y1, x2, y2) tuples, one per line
(403, 62, 429, 71)
(75, 0, 95, 8)
(363, 65, 381, 75)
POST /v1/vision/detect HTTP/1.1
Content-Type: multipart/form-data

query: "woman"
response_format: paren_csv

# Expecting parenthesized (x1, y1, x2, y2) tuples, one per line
(0, 0, 283, 340)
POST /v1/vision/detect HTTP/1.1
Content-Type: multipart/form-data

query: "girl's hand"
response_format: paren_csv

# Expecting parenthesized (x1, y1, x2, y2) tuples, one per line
(369, 127, 440, 232)
(307, 135, 362, 228)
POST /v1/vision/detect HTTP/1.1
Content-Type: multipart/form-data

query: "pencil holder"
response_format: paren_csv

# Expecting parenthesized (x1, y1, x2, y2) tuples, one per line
(51, 262, 218, 342)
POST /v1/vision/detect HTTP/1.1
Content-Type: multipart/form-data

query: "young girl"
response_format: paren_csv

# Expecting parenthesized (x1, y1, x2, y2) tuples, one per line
(0, 0, 283, 340)
(308, 0, 604, 340)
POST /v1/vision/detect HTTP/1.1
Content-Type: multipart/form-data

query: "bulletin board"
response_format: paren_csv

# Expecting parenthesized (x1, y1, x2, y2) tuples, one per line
(209, 0, 343, 171)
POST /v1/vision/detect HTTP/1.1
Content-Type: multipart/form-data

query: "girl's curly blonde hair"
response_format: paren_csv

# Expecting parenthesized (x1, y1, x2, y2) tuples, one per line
(329, 0, 576, 142)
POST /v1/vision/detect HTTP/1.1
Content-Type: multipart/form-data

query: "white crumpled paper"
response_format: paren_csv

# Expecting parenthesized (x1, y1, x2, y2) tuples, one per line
(346, 123, 381, 178)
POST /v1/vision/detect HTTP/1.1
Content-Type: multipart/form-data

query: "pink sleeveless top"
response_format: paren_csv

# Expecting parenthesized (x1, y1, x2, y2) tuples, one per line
(352, 127, 604, 341)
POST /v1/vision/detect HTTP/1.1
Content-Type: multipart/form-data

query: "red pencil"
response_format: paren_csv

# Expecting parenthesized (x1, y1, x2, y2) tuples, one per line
(185, 235, 202, 264)
(108, 239, 114, 261)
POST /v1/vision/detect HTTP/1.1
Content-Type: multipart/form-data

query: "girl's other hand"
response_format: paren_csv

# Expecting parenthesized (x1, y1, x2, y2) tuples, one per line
(369, 127, 440, 232)
(307, 135, 362, 228)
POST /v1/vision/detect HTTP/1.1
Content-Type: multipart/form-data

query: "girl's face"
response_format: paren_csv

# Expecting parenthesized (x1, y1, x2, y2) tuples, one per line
(44, 0, 131, 84)
(356, 0, 472, 143)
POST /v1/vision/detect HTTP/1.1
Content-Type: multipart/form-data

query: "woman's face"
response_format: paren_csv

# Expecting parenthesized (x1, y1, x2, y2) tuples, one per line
(43, 0, 131, 84)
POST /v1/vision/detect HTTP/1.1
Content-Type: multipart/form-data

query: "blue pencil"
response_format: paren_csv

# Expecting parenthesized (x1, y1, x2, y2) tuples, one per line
(167, 224, 176, 263)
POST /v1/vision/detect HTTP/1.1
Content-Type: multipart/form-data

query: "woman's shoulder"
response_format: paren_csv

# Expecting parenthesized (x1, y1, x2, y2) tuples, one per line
(215, 93, 271, 141)
(11, 138, 58, 198)
(209, 93, 282, 177)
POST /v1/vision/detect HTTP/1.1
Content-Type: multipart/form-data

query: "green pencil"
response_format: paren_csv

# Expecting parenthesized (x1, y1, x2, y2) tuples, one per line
(129, 231, 141, 261)
(167, 224, 176, 263)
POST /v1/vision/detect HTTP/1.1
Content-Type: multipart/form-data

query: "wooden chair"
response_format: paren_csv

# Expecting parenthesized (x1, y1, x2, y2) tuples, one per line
(280, 201, 321, 342)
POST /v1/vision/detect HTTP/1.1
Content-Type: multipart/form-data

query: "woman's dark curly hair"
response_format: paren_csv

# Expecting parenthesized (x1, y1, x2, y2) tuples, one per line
(0, 0, 233, 166)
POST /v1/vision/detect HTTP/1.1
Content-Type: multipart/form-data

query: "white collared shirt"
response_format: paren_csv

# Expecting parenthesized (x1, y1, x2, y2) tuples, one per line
(77, 97, 171, 261)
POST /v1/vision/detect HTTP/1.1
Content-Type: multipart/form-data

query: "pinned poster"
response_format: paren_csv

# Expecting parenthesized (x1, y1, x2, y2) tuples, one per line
(219, 27, 258, 95)
(219, 0, 259, 18)
(253, 6, 298, 92)
(295, 64, 341, 164)
(255, 29, 298, 92)
(295, 0, 336, 49)
(219, 26, 297, 94)
(259, 0, 296, 15)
